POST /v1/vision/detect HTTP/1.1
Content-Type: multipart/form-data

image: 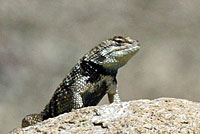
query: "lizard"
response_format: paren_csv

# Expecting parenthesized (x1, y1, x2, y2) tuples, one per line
(22, 36, 140, 127)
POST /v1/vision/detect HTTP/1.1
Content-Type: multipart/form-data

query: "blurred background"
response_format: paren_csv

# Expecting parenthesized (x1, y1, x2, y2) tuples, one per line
(1, 0, 200, 133)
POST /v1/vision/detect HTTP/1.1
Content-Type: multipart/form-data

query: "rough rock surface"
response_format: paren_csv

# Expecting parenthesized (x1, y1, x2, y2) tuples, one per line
(9, 98, 200, 134)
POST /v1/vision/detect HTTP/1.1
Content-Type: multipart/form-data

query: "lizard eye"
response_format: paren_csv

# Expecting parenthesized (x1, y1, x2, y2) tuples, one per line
(113, 36, 125, 44)
(116, 40, 124, 44)
(115, 41, 124, 46)
(114, 39, 126, 46)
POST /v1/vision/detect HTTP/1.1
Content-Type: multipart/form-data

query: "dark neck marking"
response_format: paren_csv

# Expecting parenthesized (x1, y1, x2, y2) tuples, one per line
(80, 60, 117, 83)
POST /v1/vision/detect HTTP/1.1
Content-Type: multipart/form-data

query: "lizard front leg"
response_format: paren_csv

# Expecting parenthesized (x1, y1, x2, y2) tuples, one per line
(71, 77, 88, 109)
(73, 92, 84, 109)
(107, 83, 121, 103)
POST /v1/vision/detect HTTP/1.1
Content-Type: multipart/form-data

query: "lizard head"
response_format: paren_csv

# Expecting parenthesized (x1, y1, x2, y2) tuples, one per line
(84, 36, 140, 70)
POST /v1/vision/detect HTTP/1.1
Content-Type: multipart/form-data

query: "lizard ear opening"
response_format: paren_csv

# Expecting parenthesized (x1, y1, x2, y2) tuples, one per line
(92, 55, 106, 63)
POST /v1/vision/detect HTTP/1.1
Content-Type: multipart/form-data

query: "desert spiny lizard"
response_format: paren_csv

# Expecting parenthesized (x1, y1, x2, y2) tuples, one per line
(22, 36, 140, 127)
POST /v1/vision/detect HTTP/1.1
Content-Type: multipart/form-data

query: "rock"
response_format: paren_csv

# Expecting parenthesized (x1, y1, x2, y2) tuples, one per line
(9, 98, 200, 134)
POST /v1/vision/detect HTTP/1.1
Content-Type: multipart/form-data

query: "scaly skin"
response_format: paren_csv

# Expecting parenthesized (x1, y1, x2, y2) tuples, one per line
(22, 36, 140, 127)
